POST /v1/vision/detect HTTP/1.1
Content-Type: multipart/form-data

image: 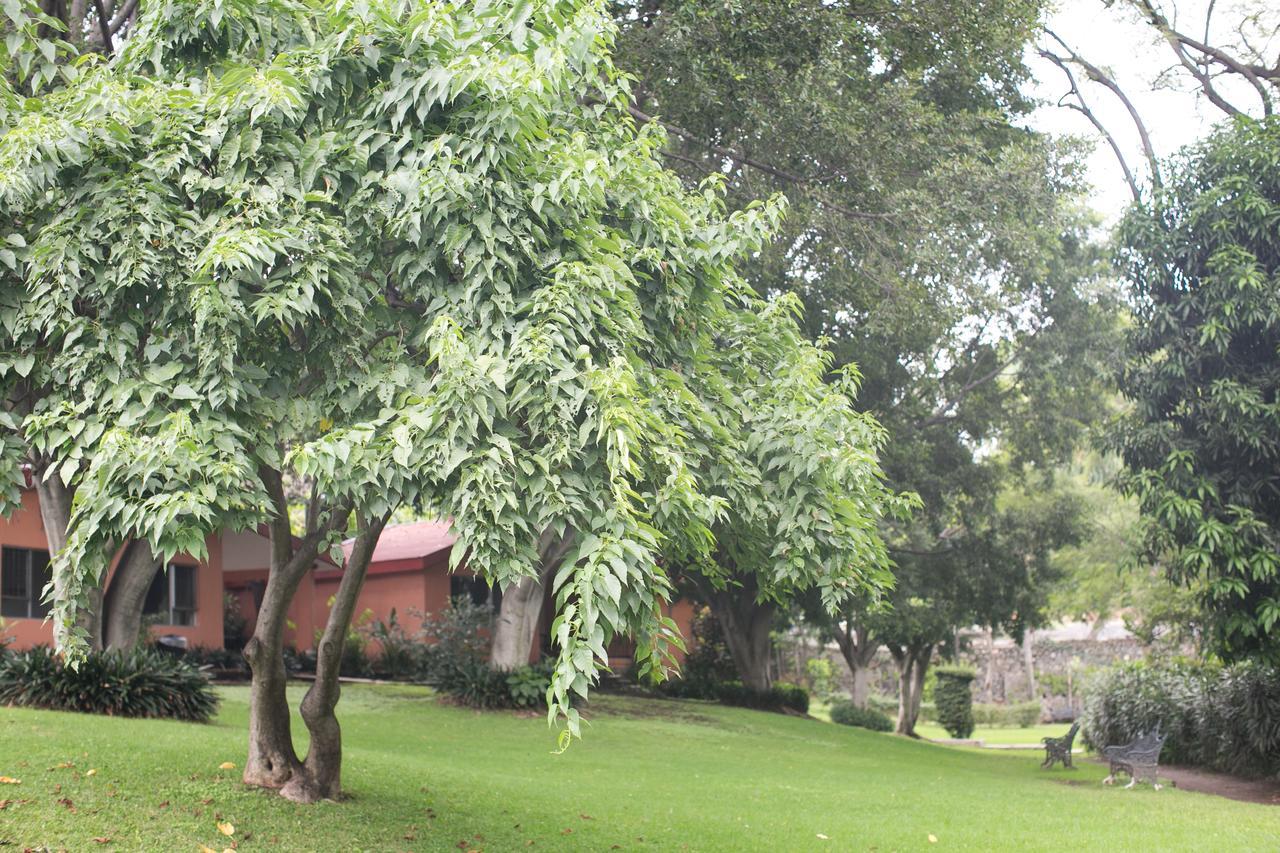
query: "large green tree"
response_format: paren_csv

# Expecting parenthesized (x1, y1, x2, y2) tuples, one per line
(609, 0, 1119, 686)
(2, 0, 900, 803)
(1109, 117, 1280, 663)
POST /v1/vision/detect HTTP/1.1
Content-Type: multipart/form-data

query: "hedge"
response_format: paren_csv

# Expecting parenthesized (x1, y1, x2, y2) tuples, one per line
(829, 700, 893, 731)
(933, 665, 976, 739)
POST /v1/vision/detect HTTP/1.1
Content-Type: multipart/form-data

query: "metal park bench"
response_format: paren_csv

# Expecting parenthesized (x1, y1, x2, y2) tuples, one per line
(1102, 726, 1167, 789)
(1040, 721, 1080, 769)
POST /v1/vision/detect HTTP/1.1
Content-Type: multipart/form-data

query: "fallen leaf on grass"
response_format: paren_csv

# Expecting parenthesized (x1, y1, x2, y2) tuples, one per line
(928, 834, 938, 843)
(0, 777, 19, 785)
(217, 822, 235, 837)
(93, 837, 111, 844)
(0, 800, 10, 810)
(56, 797, 75, 812)
(86, 769, 98, 777)
(816, 834, 829, 841)
(218, 762, 236, 770)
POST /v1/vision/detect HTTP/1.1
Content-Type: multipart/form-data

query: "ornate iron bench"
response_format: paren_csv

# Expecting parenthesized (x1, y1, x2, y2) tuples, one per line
(1102, 726, 1167, 789)
(1040, 721, 1080, 769)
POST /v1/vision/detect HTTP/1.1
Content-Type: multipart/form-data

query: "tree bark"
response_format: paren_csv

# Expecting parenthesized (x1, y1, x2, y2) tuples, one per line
(283, 515, 387, 803)
(889, 642, 933, 737)
(488, 526, 575, 670)
(34, 468, 102, 649)
(832, 622, 878, 709)
(242, 470, 350, 790)
(101, 539, 159, 649)
(706, 577, 776, 692)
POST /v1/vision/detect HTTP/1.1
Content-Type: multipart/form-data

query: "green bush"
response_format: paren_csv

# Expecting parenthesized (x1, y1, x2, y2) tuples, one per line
(829, 700, 893, 732)
(1082, 660, 1280, 778)
(660, 607, 737, 700)
(435, 658, 512, 709)
(366, 609, 419, 681)
(933, 665, 976, 739)
(505, 661, 554, 709)
(0, 646, 218, 722)
(713, 681, 810, 714)
(414, 598, 494, 684)
(972, 701, 1042, 728)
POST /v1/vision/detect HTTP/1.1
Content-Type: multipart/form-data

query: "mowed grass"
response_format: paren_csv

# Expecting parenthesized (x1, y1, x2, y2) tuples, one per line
(1, 685, 1277, 852)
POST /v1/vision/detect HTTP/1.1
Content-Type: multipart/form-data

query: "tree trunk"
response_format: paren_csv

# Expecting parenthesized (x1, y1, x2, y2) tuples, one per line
(1022, 629, 1037, 701)
(706, 578, 775, 692)
(982, 625, 995, 700)
(34, 468, 102, 649)
(283, 516, 387, 803)
(101, 539, 159, 649)
(832, 622, 878, 709)
(890, 643, 933, 737)
(488, 527, 575, 670)
(242, 472, 349, 791)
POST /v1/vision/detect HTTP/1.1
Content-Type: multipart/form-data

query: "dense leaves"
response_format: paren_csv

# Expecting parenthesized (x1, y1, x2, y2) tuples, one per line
(933, 665, 976, 739)
(829, 700, 893, 732)
(1110, 117, 1280, 663)
(0, 646, 219, 722)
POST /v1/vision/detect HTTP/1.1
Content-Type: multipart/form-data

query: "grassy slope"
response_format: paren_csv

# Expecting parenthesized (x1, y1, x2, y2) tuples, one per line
(0, 685, 1276, 852)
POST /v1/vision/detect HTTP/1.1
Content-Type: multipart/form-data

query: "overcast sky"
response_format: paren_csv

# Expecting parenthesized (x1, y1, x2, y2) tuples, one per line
(1023, 0, 1270, 222)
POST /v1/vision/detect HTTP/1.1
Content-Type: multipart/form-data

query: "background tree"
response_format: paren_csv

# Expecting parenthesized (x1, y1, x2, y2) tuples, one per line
(610, 0, 1120, 684)
(1109, 117, 1280, 663)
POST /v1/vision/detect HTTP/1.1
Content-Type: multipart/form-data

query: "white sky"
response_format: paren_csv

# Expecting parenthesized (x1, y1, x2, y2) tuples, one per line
(1024, 0, 1271, 222)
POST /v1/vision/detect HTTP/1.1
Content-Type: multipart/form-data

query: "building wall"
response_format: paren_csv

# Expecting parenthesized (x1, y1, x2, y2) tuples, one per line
(0, 489, 225, 650)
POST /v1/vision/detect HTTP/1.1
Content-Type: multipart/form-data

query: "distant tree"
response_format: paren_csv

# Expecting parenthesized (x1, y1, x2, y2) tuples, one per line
(1109, 117, 1280, 663)
(611, 0, 1120, 687)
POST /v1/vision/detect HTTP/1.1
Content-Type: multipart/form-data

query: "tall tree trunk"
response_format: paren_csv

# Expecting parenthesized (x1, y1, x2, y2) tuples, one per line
(889, 642, 933, 737)
(982, 625, 996, 700)
(242, 470, 349, 791)
(1022, 629, 1037, 701)
(101, 539, 159, 649)
(706, 577, 775, 692)
(488, 527, 575, 670)
(34, 468, 103, 649)
(283, 515, 387, 804)
(832, 622, 878, 709)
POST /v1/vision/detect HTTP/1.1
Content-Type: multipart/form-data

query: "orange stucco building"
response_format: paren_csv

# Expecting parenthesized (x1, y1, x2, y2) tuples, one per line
(2, 489, 693, 666)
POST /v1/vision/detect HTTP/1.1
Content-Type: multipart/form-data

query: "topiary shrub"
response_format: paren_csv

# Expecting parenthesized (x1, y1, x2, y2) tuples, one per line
(829, 699, 893, 732)
(933, 665, 976, 739)
(0, 646, 218, 722)
(712, 681, 810, 714)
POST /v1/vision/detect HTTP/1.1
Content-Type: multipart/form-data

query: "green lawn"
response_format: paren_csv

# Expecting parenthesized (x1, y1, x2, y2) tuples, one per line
(1, 685, 1277, 851)
(914, 722, 1074, 746)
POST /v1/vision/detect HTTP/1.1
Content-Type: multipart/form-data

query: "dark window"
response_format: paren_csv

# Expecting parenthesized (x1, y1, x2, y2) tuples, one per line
(1, 546, 52, 619)
(143, 564, 197, 626)
(450, 574, 501, 611)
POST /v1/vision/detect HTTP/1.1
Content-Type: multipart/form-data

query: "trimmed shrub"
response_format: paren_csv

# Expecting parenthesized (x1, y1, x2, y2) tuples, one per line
(934, 665, 976, 739)
(0, 646, 218, 722)
(435, 658, 512, 709)
(829, 700, 893, 732)
(713, 681, 810, 714)
(1082, 660, 1280, 778)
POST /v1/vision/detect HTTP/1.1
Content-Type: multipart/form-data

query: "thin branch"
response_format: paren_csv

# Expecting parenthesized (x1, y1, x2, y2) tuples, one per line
(90, 0, 112, 52)
(1039, 48, 1143, 202)
(1044, 29, 1161, 188)
(107, 0, 137, 35)
(913, 351, 1019, 431)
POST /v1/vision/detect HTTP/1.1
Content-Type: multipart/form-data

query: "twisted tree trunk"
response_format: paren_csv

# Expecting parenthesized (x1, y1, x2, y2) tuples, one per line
(101, 539, 160, 649)
(889, 641, 933, 737)
(488, 526, 575, 670)
(283, 515, 388, 803)
(242, 470, 350, 790)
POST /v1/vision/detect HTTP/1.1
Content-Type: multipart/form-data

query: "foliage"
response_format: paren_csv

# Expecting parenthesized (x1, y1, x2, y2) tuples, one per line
(222, 593, 248, 652)
(933, 666, 977, 739)
(1110, 117, 1280, 663)
(0, 645, 218, 721)
(660, 606, 737, 699)
(365, 608, 418, 681)
(435, 658, 515, 710)
(972, 701, 1042, 728)
(713, 680, 809, 714)
(184, 645, 249, 676)
(805, 657, 836, 700)
(1082, 659, 1280, 778)
(506, 660, 556, 709)
(829, 699, 893, 732)
(413, 598, 494, 684)
(0, 0, 900, 745)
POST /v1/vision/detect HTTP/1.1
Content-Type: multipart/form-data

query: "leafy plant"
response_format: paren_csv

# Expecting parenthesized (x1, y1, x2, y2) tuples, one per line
(366, 608, 418, 681)
(972, 701, 1041, 728)
(222, 593, 248, 651)
(829, 700, 893, 732)
(933, 666, 976, 739)
(506, 661, 555, 709)
(0, 646, 218, 722)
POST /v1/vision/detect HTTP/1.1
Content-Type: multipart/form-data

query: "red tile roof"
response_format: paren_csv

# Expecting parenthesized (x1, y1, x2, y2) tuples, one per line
(342, 519, 456, 564)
